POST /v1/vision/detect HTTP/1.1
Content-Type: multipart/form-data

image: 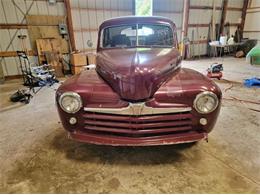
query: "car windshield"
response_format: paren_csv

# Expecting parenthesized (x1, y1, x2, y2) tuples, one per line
(102, 24, 174, 48)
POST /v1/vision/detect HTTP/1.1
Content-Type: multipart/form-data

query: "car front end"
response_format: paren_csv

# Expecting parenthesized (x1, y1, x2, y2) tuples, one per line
(56, 68, 221, 146)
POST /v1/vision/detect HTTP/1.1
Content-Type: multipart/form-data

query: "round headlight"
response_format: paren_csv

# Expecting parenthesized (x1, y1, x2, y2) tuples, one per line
(59, 92, 82, 113)
(193, 91, 218, 114)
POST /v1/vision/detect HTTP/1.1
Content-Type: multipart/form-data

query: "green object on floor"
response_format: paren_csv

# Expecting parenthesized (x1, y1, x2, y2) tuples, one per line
(251, 56, 260, 65)
(246, 46, 260, 65)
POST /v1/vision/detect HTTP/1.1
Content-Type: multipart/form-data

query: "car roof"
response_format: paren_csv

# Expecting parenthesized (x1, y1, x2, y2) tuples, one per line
(99, 16, 176, 29)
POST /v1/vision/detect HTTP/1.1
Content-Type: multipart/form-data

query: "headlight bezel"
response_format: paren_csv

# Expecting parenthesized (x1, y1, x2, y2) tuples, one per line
(58, 92, 82, 114)
(193, 91, 219, 114)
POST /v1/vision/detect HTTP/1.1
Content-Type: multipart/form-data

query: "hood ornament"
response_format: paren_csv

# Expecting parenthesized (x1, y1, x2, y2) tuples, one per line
(129, 103, 145, 115)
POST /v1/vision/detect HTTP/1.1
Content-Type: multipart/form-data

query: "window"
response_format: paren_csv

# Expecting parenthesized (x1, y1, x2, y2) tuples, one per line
(102, 25, 136, 48)
(135, 0, 152, 16)
(101, 24, 174, 48)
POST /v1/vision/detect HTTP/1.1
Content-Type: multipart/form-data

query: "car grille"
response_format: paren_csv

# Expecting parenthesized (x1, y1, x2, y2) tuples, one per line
(82, 111, 193, 137)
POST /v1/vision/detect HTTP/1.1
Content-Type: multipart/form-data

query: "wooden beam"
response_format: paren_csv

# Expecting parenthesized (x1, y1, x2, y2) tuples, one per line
(153, 10, 182, 14)
(4, 75, 23, 80)
(243, 30, 260, 33)
(240, 0, 249, 33)
(0, 50, 36, 57)
(190, 40, 208, 44)
(64, 0, 76, 52)
(188, 24, 209, 27)
(227, 23, 241, 27)
(188, 23, 240, 28)
(74, 28, 98, 32)
(71, 7, 132, 12)
(81, 48, 96, 52)
(0, 23, 28, 29)
(182, 0, 190, 38)
(227, 7, 242, 11)
(189, 5, 242, 11)
(0, 23, 59, 29)
(189, 5, 220, 10)
(219, 0, 228, 36)
(247, 10, 260, 14)
(182, 0, 190, 58)
(247, 6, 260, 9)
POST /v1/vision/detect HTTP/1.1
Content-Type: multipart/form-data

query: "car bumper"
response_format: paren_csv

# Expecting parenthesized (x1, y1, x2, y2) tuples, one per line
(68, 130, 208, 146)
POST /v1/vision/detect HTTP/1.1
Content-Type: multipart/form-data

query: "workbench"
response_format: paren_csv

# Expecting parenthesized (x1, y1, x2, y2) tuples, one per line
(209, 42, 243, 57)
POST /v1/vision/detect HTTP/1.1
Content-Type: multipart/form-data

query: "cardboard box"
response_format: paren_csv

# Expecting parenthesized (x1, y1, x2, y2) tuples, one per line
(71, 65, 84, 75)
(87, 53, 96, 65)
(70, 53, 87, 66)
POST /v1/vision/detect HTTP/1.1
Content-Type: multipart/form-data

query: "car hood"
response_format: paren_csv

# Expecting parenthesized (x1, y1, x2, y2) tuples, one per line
(96, 48, 181, 101)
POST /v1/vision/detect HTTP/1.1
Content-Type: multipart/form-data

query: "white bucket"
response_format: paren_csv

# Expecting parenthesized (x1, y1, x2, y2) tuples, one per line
(219, 36, 227, 45)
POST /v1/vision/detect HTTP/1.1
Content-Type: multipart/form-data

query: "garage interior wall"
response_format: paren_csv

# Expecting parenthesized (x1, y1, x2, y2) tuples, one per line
(244, 0, 260, 44)
(70, 0, 133, 52)
(153, 0, 183, 42)
(187, 0, 245, 57)
(0, 0, 258, 78)
(0, 0, 65, 77)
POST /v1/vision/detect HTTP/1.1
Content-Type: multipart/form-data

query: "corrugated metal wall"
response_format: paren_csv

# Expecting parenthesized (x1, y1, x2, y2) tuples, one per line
(70, 0, 133, 51)
(244, 0, 260, 44)
(226, 0, 244, 36)
(189, 0, 222, 56)
(0, 0, 253, 77)
(153, 0, 183, 42)
(0, 0, 65, 77)
(187, 0, 245, 56)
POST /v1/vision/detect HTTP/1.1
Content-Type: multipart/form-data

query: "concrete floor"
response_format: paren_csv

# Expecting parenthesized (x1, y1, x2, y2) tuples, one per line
(0, 57, 259, 193)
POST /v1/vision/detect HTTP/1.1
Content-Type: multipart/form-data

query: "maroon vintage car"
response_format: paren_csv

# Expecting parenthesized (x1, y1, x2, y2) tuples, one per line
(56, 16, 221, 146)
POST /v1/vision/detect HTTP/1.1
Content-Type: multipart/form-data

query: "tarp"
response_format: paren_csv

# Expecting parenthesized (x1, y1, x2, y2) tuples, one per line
(244, 77, 260, 88)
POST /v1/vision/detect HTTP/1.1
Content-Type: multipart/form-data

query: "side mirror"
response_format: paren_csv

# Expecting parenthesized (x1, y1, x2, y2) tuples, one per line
(87, 40, 93, 47)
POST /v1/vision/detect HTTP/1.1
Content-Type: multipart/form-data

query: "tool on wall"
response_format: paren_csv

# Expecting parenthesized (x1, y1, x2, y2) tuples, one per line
(191, 29, 194, 59)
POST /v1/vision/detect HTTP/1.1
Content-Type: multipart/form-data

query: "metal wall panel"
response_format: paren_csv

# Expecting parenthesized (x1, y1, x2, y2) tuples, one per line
(188, 0, 245, 56)
(70, 0, 133, 51)
(244, 32, 260, 42)
(154, 12, 182, 28)
(226, 10, 242, 24)
(227, 0, 244, 8)
(188, 1, 222, 56)
(190, 0, 222, 7)
(244, 0, 260, 43)
(244, 12, 260, 31)
(251, 0, 260, 7)
(225, 0, 243, 42)
(153, 0, 183, 42)
(153, 0, 183, 12)
(189, 9, 221, 24)
(0, 0, 66, 76)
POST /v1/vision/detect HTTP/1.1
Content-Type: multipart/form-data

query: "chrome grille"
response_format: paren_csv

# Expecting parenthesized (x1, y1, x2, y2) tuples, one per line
(82, 111, 193, 137)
